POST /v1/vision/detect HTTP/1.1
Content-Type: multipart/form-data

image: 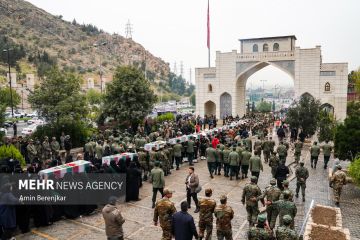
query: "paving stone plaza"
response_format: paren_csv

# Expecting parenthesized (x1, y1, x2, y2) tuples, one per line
(16, 129, 360, 240)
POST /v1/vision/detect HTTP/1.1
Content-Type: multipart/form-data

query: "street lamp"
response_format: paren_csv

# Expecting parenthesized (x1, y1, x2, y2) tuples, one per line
(93, 42, 107, 93)
(3, 48, 14, 118)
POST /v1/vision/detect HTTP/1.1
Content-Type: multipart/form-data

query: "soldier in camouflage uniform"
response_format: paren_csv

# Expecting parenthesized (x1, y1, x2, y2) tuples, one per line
(214, 195, 234, 240)
(216, 144, 223, 175)
(280, 180, 294, 202)
(149, 147, 157, 170)
(50, 137, 60, 160)
(269, 151, 280, 178)
(26, 139, 38, 163)
(295, 161, 309, 202)
(153, 189, 177, 240)
(244, 137, 252, 153)
(262, 137, 271, 163)
(163, 146, 172, 176)
(35, 140, 43, 162)
(260, 179, 281, 229)
(310, 141, 320, 169)
(198, 188, 217, 240)
(276, 142, 288, 164)
(268, 137, 275, 153)
(293, 139, 303, 164)
(138, 147, 149, 181)
(275, 215, 299, 240)
(253, 136, 263, 157)
(229, 147, 240, 180)
(242, 176, 262, 226)
(270, 191, 297, 229)
(223, 145, 231, 177)
(247, 214, 273, 240)
(321, 140, 332, 169)
(241, 148, 252, 179)
(42, 136, 52, 160)
(330, 165, 347, 206)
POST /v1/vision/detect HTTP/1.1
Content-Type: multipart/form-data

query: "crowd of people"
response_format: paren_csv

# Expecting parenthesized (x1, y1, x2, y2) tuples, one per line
(0, 112, 346, 240)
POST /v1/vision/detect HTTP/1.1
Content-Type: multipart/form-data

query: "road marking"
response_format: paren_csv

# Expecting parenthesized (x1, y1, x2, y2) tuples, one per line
(234, 220, 248, 240)
(66, 219, 105, 232)
(31, 230, 58, 240)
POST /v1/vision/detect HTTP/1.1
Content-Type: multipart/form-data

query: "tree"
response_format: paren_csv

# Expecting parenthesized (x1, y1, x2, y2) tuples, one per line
(190, 93, 196, 106)
(334, 102, 360, 160)
(104, 66, 157, 130)
(256, 101, 272, 113)
(28, 67, 88, 124)
(286, 95, 321, 137)
(86, 89, 103, 105)
(318, 111, 337, 142)
(0, 87, 21, 108)
(348, 68, 360, 95)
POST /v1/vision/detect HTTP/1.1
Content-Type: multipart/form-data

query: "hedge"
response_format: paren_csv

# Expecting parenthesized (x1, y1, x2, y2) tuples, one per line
(349, 156, 360, 186)
(0, 144, 26, 167)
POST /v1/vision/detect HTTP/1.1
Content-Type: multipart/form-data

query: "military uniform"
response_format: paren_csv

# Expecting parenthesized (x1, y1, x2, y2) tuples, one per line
(322, 143, 332, 169)
(173, 142, 182, 170)
(293, 141, 303, 164)
(42, 138, 52, 160)
(260, 180, 281, 229)
(198, 196, 217, 240)
(242, 178, 262, 226)
(275, 215, 298, 240)
(277, 144, 288, 164)
(229, 150, 240, 180)
(310, 143, 320, 168)
(295, 163, 309, 201)
(223, 147, 231, 177)
(330, 166, 347, 205)
(50, 138, 60, 158)
(253, 139, 263, 156)
(249, 155, 263, 181)
(241, 150, 252, 179)
(153, 196, 177, 240)
(269, 153, 280, 178)
(262, 140, 271, 163)
(138, 150, 149, 180)
(272, 196, 297, 229)
(26, 142, 38, 163)
(206, 146, 217, 177)
(248, 215, 273, 240)
(214, 197, 234, 240)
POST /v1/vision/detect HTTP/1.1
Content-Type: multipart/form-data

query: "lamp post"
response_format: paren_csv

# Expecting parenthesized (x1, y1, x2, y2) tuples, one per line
(3, 48, 14, 118)
(21, 83, 24, 110)
(93, 42, 107, 93)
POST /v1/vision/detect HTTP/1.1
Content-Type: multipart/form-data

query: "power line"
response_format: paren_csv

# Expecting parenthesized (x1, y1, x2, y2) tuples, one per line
(125, 19, 133, 39)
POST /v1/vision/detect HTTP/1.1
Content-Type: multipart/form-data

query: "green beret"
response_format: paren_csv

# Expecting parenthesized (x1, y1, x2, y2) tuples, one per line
(251, 176, 257, 182)
(257, 214, 267, 223)
(283, 215, 292, 224)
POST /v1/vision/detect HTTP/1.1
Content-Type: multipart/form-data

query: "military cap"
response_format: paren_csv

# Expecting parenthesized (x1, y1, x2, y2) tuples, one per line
(257, 214, 267, 223)
(270, 178, 276, 185)
(283, 180, 289, 185)
(300, 161, 305, 165)
(163, 188, 174, 195)
(251, 176, 258, 182)
(220, 194, 227, 201)
(205, 188, 213, 195)
(283, 215, 292, 224)
(154, 161, 160, 167)
(336, 164, 342, 169)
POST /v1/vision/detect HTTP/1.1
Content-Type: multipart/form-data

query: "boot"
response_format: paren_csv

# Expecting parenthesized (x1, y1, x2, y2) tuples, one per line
(210, 173, 214, 179)
(194, 207, 199, 213)
(230, 176, 233, 181)
(302, 197, 305, 202)
(295, 193, 299, 198)
(152, 202, 155, 209)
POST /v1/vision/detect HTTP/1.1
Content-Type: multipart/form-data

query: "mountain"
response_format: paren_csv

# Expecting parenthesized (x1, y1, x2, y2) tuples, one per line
(0, 0, 170, 85)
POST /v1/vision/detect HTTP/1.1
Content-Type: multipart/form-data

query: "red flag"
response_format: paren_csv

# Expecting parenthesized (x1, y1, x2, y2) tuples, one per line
(207, 0, 210, 49)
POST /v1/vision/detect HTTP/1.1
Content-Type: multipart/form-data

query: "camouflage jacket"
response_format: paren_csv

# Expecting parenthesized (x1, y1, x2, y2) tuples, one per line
(229, 151, 240, 166)
(331, 170, 347, 188)
(269, 155, 280, 168)
(277, 145, 288, 157)
(295, 166, 309, 183)
(279, 188, 294, 202)
(241, 150, 252, 166)
(248, 226, 273, 240)
(222, 149, 231, 164)
(261, 185, 281, 202)
(294, 142, 303, 154)
(199, 197, 216, 223)
(242, 183, 261, 206)
(153, 197, 177, 228)
(273, 199, 297, 220)
(214, 204, 234, 231)
(275, 226, 298, 240)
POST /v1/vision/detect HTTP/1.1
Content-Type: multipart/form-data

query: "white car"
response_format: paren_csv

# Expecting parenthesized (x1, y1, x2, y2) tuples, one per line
(21, 124, 38, 135)
(27, 118, 44, 125)
(0, 128, 7, 135)
(26, 112, 38, 118)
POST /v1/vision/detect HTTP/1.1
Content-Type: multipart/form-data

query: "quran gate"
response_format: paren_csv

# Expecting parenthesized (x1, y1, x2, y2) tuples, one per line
(195, 36, 348, 120)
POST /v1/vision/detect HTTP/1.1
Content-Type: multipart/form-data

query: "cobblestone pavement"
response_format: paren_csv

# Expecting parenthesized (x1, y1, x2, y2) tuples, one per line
(16, 134, 360, 240)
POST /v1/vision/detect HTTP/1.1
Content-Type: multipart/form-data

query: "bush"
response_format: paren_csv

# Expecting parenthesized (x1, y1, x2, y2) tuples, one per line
(156, 113, 175, 123)
(0, 144, 26, 167)
(349, 157, 360, 186)
(31, 121, 95, 148)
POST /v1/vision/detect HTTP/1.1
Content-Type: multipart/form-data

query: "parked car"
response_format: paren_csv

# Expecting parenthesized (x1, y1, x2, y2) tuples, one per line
(27, 118, 44, 125)
(2, 121, 13, 128)
(21, 124, 38, 136)
(0, 128, 7, 135)
(13, 111, 26, 118)
(26, 112, 38, 118)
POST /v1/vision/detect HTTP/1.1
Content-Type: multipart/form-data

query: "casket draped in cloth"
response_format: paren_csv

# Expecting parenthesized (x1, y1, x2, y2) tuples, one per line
(39, 160, 90, 179)
(102, 152, 138, 166)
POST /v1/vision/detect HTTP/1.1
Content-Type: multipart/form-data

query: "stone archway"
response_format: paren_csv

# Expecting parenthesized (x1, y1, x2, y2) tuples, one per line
(321, 103, 334, 114)
(204, 101, 216, 116)
(220, 92, 232, 119)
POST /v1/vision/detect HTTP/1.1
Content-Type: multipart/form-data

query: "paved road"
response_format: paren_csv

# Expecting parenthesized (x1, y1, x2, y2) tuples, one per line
(16, 132, 360, 240)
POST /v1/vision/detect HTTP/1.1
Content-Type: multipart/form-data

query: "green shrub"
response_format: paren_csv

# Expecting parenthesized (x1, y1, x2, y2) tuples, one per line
(31, 121, 95, 148)
(0, 144, 26, 167)
(156, 113, 175, 123)
(349, 157, 360, 186)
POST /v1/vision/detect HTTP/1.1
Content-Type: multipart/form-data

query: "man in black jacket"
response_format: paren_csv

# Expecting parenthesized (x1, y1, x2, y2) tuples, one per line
(275, 162, 290, 191)
(172, 201, 198, 240)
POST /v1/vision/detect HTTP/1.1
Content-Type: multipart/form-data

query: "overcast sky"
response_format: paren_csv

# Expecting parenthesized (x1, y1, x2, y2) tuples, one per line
(27, 0, 360, 89)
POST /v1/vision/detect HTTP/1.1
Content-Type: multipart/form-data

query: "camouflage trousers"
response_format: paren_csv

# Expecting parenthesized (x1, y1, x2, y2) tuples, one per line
(246, 204, 259, 226)
(199, 220, 213, 240)
(296, 182, 306, 198)
(216, 229, 233, 240)
(333, 186, 343, 202)
(161, 225, 172, 240)
(266, 205, 279, 229)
